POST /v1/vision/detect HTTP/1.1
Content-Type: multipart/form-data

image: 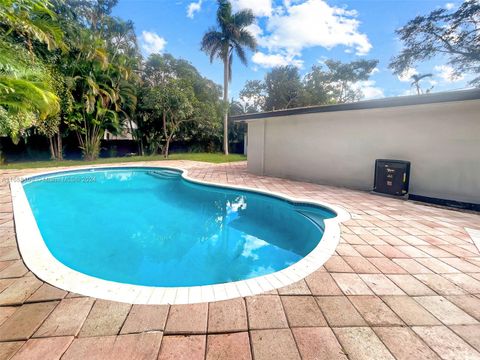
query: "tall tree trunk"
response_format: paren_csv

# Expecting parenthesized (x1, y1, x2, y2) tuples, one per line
(49, 137, 56, 160)
(162, 112, 169, 158)
(57, 131, 63, 160)
(223, 57, 229, 155)
(164, 133, 173, 159)
(48, 131, 63, 160)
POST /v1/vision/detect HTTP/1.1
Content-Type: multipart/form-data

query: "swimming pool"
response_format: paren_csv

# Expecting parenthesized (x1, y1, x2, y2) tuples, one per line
(12, 166, 349, 304)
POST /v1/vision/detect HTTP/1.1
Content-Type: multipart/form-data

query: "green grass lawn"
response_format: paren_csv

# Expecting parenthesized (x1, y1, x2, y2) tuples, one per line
(0, 153, 247, 170)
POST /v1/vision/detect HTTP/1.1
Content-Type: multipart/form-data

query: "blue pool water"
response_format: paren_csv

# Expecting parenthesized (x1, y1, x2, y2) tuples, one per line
(23, 168, 335, 287)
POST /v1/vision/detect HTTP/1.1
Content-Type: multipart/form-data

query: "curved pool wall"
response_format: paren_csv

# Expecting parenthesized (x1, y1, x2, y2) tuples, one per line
(23, 168, 334, 287)
(11, 165, 350, 304)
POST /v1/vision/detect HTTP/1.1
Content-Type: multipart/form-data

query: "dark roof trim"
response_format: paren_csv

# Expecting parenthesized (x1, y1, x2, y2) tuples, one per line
(231, 88, 480, 122)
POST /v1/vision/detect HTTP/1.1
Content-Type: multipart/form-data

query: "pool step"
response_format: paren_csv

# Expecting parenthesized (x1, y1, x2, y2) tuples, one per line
(147, 170, 181, 180)
(297, 210, 326, 231)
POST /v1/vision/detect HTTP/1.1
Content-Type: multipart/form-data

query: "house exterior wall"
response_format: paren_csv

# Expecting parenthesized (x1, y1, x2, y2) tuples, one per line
(246, 99, 480, 204)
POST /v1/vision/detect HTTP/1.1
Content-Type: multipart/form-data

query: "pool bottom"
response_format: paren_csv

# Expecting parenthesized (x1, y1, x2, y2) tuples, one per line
(11, 164, 350, 304)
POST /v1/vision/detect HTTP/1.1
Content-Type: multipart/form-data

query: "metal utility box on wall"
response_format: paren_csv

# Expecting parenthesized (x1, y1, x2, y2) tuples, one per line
(374, 159, 411, 196)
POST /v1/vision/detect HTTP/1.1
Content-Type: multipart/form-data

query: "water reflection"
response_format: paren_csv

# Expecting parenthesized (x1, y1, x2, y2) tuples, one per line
(23, 169, 331, 287)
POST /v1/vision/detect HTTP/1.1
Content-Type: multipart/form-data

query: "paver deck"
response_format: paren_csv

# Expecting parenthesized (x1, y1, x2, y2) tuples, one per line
(1, 160, 479, 359)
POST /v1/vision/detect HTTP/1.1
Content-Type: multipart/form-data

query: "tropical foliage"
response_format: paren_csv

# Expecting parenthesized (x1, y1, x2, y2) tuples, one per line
(237, 59, 379, 112)
(1, 0, 474, 163)
(0, 0, 62, 143)
(0, 0, 229, 161)
(305, 59, 379, 104)
(50, 0, 139, 160)
(390, 0, 480, 86)
(201, 0, 257, 155)
(410, 73, 434, 95)
(136, 54, 223, 157)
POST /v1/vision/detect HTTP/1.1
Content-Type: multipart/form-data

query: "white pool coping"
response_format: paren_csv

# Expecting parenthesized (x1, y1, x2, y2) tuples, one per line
(11, 164, 350, 305)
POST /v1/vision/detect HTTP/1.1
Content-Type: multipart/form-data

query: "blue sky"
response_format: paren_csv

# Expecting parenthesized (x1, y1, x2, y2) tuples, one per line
(113, 0, 472, 100)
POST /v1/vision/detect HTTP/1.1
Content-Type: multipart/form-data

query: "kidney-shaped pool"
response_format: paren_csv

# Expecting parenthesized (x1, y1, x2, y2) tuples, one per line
(12, 167, 348, 304)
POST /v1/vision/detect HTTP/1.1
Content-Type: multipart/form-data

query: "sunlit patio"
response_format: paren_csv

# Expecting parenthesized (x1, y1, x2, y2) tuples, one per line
(0, 161, 479, 360)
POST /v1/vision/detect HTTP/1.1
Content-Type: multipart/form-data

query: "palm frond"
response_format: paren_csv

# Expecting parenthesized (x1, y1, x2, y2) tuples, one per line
(0, 0, 66, 51)
(238, 29, 257, 51)
(201, 2, 257, 68)
(0, 77, 59, 117)
(233, 9, 255, 28)
(0, 41, 59, 120)
(201, 30, 224, 63)
(216, 0, 233, 32)
(233, 42, 247, 66)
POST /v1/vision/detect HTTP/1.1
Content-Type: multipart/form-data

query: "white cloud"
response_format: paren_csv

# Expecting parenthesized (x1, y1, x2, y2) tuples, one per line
(445, 2, 455, 10)
(397, 67, 418, 82)
(187, 0, 202, 19)
(434, 65, 464, 82)
(353, 80, 384, 100)
(252, 51, 304, 68)
(257, 0, 372, 56)
(140, 31, 167, 55)
(246, 24, 263, 38)
(231, 0, 273, 17)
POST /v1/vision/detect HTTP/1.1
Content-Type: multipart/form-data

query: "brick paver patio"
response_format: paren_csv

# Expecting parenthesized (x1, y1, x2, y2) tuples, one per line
(1, 160, 479, 360)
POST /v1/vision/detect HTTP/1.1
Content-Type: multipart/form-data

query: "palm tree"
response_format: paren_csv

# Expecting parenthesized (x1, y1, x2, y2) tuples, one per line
(201, 0, 257, 155)
(0, 0, 65, 53)
(0, 0, 63, 142)
(411, 73, 433, 95)
(0, 45, 59, 120)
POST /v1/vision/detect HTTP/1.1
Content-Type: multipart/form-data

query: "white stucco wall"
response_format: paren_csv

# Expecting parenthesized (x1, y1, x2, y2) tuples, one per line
(247, 99, 480, 204)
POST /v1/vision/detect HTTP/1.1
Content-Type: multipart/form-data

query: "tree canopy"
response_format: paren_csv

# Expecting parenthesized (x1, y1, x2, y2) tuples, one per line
(238, 59, 379, 113)
(0, 0, 62, 143)
(2, 0, 473, 162)
(306, 59, 379, 104)
(390, 0, 480, 86)
(136, 54, 223, 157)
